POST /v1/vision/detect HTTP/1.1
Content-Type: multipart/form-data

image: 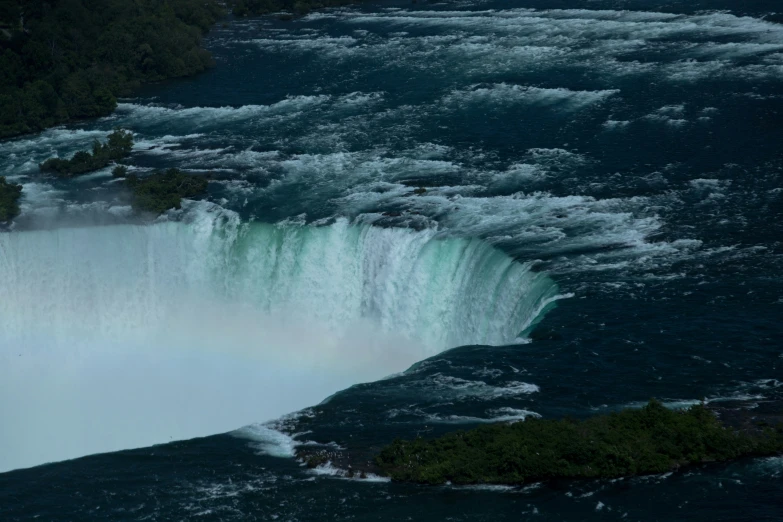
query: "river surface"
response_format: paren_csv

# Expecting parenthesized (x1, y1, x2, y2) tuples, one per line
(1, 0, 782, 520)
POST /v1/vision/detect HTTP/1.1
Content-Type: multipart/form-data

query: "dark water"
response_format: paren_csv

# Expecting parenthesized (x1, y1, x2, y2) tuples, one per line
(1, 0, 782, 519)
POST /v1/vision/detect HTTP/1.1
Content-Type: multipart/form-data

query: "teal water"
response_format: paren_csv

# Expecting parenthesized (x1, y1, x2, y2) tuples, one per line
(1, 0, 782, 519)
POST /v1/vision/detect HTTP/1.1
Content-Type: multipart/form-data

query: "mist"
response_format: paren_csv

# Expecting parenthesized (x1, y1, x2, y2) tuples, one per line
(0, 306, 425, 472)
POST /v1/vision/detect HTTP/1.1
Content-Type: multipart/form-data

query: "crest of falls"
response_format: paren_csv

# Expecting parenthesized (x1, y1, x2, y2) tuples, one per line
(0, 210, 560, 472)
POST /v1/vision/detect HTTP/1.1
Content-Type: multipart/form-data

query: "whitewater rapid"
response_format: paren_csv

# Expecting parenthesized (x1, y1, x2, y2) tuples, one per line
(0, 207, 559, 472)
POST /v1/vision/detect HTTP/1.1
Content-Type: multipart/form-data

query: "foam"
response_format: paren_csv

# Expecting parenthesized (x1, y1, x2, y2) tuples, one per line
(232, 424, 298, 458)
(0, 128, 110, 177)
(489, 163, 544, 190)
(410, 374, 540, 402)
(689, 178, 729, 190)
(249, 35, 358, 54)
(403, 191, 663, 262)
(755, 456, 783, 478)
(442, 84, 620, 111)
(348, 8, 783, 45)
(691, 42, 783, 60)
(231, 145, 670, 272)
(643, 113, 688, 127)
(428, 407, 541, 424)
(452, 484, 519, 492)
(302, 6, 783, 86)
(603, 119, 631, 130)
(626, 392, 768, 411)
(307, 462, 391, 482)
(655, 105, 686, 116)
(114, 96, 331, 130)
(132, 133, 205, 152)
(0, 128, 107, 156)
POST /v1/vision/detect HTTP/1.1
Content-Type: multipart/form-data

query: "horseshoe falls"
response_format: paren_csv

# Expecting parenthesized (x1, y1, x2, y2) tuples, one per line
(0, 212, 557, 471)
(2, 0, 783, 520)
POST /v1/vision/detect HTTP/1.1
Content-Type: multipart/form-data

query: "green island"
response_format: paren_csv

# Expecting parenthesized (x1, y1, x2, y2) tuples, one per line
(39, 129, 133, 177)
(0, 175, 23, 222)
(373, 400, 783, 485)
(35, 129, 207, 216)
(124, 168, 209, 214)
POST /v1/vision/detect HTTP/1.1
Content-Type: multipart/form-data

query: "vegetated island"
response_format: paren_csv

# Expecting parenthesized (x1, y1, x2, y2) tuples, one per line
(39, 129, 133, 177)
(34, 128, 208, 215)
(371, 400, 783, 485)
(122, 168, 209, 214)
(0, 175, 23, 222)
(0, 0, 371, 140)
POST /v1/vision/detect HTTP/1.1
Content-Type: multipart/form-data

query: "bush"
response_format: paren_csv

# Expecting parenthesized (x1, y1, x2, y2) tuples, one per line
(40, 129, 133, 177)
(0, 176, 23, 222)
(127, 168, 209, 214)
(375, 400, 783, 485)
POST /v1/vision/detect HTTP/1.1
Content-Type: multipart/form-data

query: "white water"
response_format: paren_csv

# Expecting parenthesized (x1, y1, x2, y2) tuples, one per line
(0, 209, 558, 472)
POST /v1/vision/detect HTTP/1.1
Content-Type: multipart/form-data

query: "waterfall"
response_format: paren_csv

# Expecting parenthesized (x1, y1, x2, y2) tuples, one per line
(0, 210, 559, 471)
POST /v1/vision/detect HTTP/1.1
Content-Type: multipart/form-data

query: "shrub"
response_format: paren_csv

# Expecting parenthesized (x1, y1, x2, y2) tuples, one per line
(0, 176, 23, 222)
(40, 129, 133, 177)
(126, 168, 209, 214)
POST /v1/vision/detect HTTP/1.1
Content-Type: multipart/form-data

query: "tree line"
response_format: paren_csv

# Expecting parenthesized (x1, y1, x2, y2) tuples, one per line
(0, 0, 375, 140)
(0, 0, 225, 139)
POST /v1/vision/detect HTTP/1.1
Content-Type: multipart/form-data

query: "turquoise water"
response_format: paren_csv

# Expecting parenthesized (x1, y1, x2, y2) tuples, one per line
(1, 0, 782, 519)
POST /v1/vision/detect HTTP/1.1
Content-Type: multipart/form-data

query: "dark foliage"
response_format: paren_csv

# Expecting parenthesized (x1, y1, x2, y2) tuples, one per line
(39, 129, 133, 176)
(112, 164, 128, 178)
(126, 168, 208, 214)
(0, 0, 225, 138)
(0, 175, 23, 222)
(375, 400, 783, 485)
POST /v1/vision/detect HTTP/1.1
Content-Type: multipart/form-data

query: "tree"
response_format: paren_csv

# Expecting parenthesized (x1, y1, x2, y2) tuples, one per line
(0, 176, 23, 222)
